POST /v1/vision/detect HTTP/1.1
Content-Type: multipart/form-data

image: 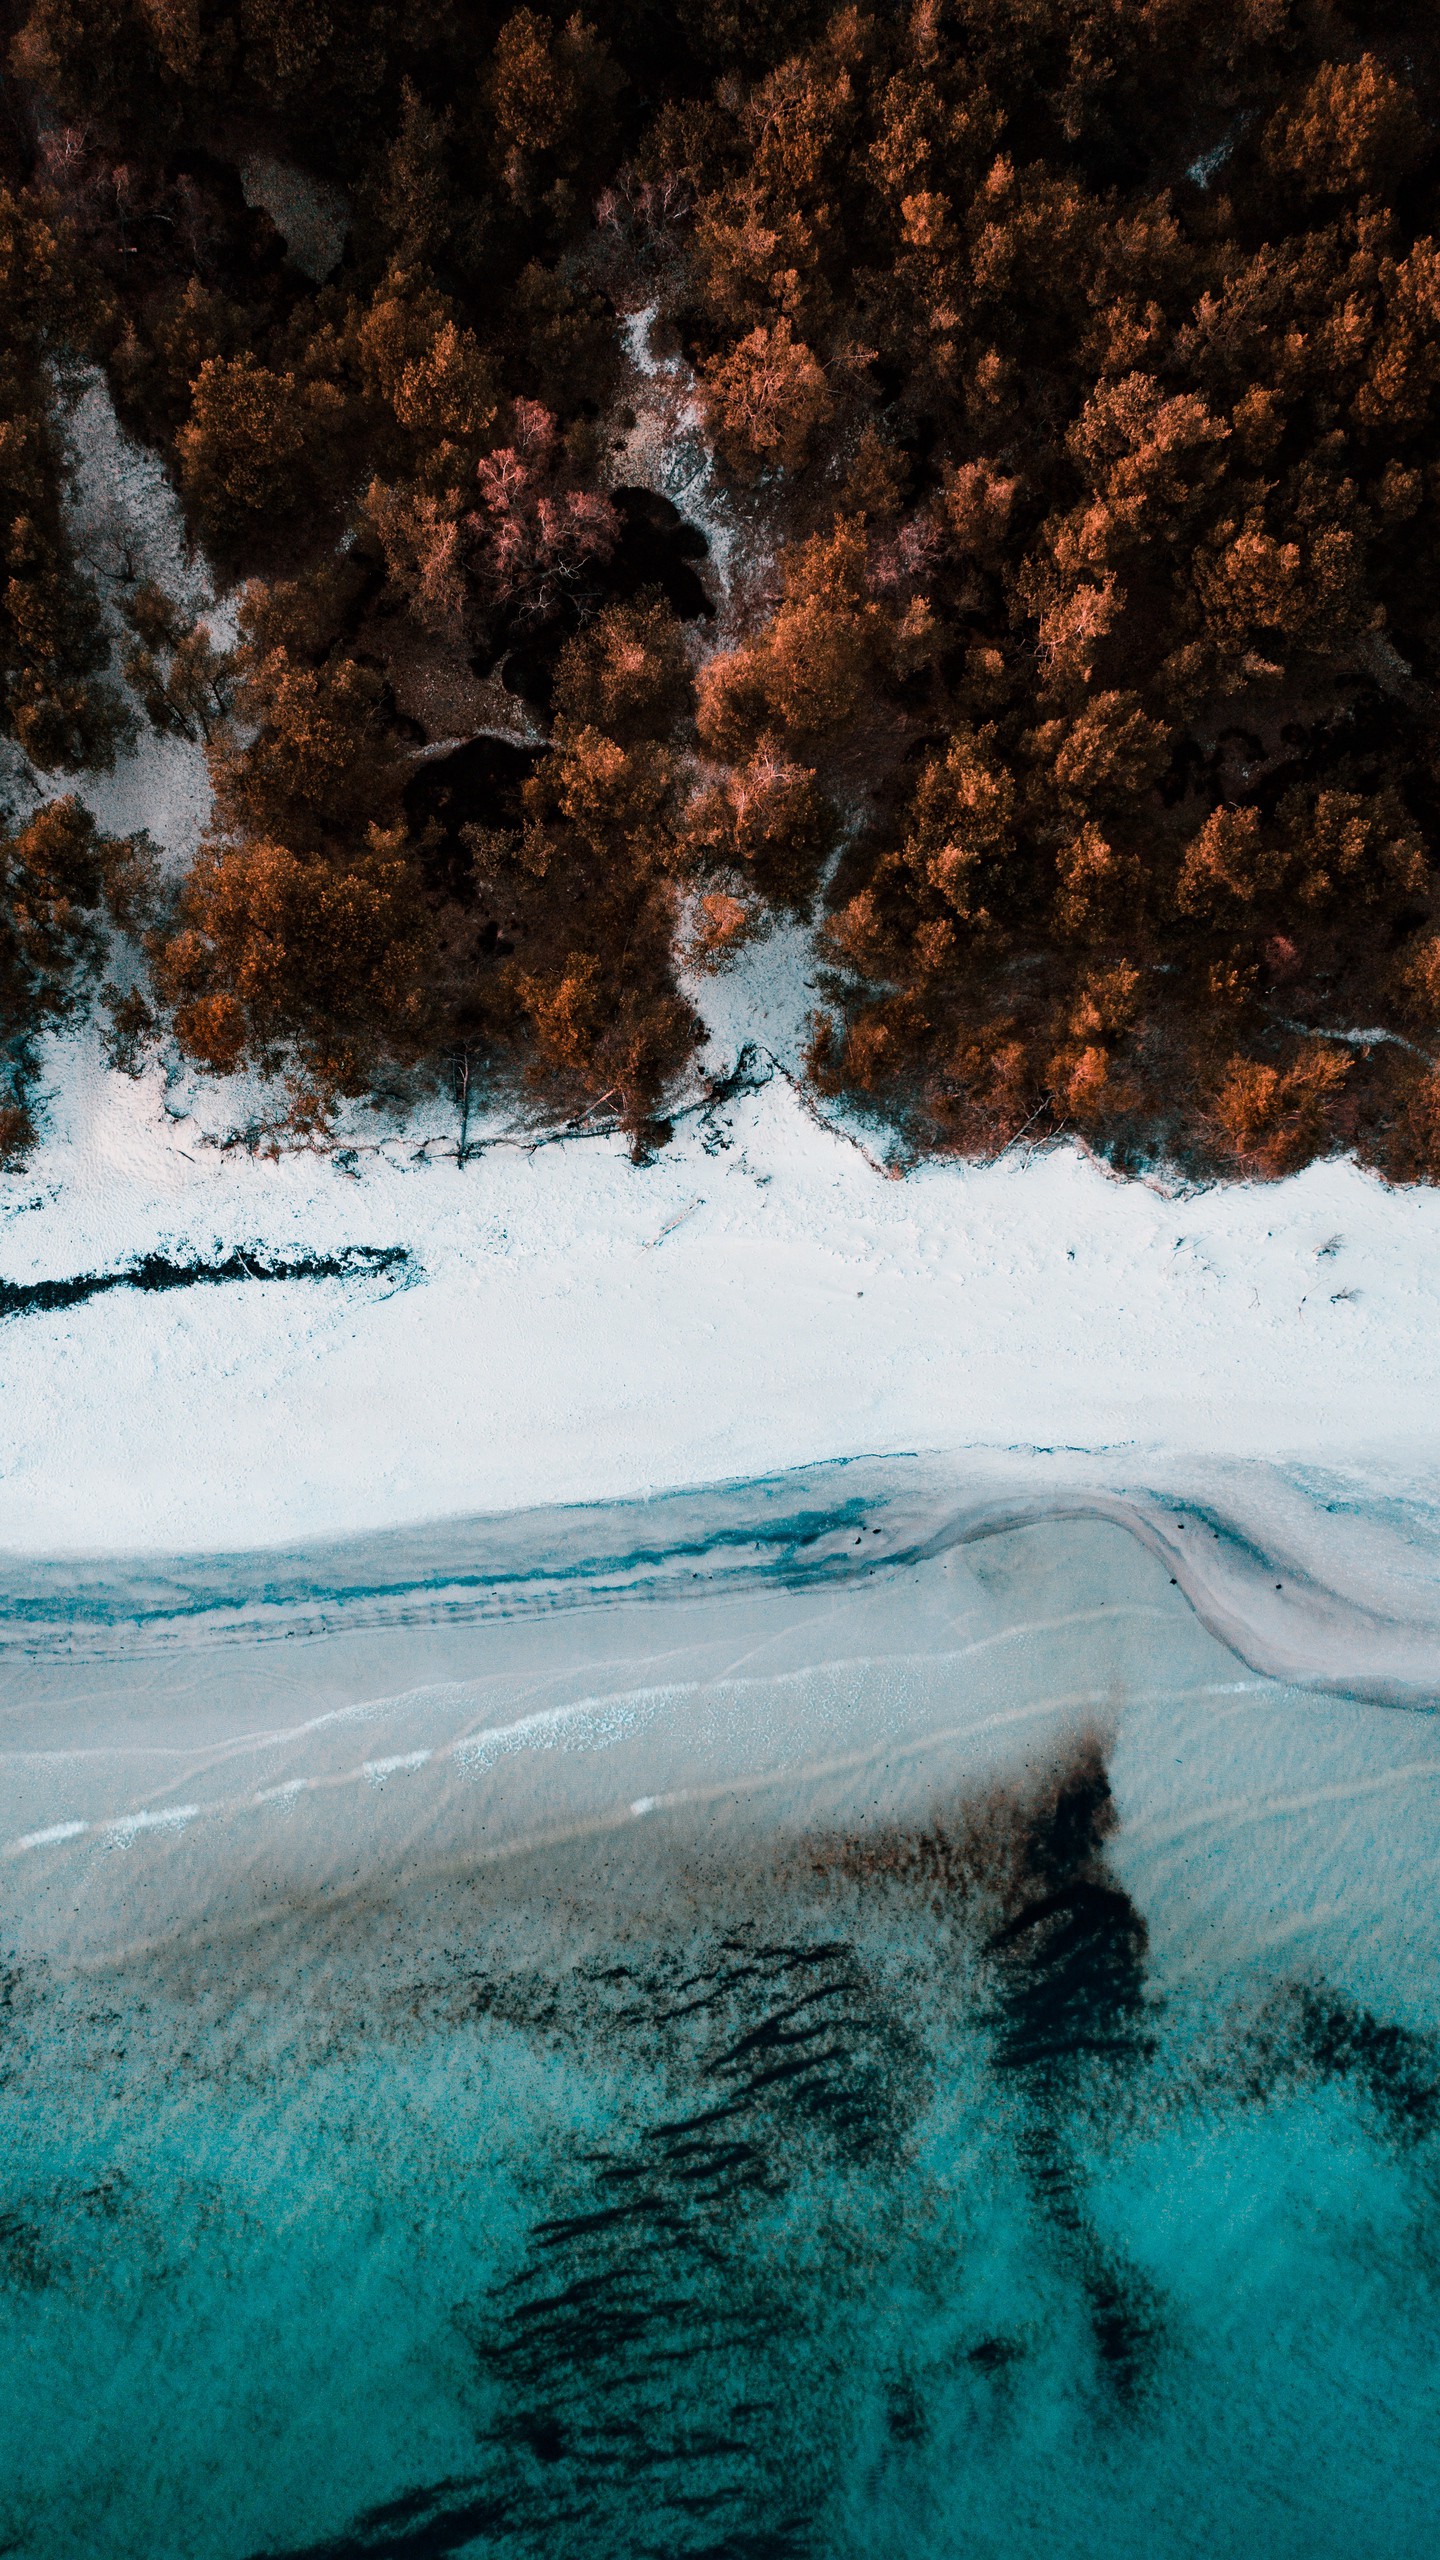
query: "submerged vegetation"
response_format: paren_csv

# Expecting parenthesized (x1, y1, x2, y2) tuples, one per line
(1, 0, 1439, 1176)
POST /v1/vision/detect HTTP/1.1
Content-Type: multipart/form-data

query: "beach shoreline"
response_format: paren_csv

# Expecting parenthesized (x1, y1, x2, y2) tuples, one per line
(4, 1467, 1436, 2018)
(5, 1470, 1438, 2560)
(2, 1451, 1436, 1702)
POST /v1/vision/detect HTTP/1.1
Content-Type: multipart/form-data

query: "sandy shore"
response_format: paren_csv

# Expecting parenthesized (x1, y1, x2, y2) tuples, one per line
(2, 1449, 1436, 1692)
(3, 1463, 1436, 2016)
(5, 1031, 1440, 1560)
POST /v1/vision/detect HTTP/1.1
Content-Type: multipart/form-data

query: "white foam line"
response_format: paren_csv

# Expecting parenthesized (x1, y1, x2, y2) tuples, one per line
(0, 1656, 1271, 1861)
(363, 1749, 432, 1780)
(453, 1687, 667, 1766)
(103, 1804, 200, 1841)
(10, 1818, 90, 1851)
(441, 1609, 1176, 1756)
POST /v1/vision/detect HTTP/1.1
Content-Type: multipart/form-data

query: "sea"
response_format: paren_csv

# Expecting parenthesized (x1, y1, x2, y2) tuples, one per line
(1, 1462, 1437, 2558)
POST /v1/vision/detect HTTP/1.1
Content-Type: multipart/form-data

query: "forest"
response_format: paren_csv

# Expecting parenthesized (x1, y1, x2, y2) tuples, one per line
(0, 0, 1438, 1178)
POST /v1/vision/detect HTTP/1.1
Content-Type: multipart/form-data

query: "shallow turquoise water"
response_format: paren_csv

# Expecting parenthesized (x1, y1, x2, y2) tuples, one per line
(3, 1744, 1438, 2559)
(1, 1488, 1437, 2557)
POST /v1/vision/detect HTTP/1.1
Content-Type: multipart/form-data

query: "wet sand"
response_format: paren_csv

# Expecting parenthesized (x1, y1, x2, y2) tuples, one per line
(2, 1462, 1436, 2003)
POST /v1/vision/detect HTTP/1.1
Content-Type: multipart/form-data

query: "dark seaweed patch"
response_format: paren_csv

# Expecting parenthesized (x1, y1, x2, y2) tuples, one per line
(981, 1749, 1154, 2082)
(243, 1751, 1172, 2560)
(1290, 1987, 1440, 2142)
(70, 1736, 1436, 2560)
(0, 1244, 413, 1321)
(251, 1926, 919, 2560)
(0, 2214, 50, 2293)
(980, 1749, 1165, 2406)
(245, 2479, 506, 2558)
(1235, 1981, 1440, 2145)
(454, 1928, 918, 2554)
(237, 1781, 1150, 2556)
(988, 1877, 1151, 2076)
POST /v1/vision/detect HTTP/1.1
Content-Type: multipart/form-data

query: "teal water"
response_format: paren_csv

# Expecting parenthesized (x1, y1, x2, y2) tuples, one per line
(1, 1490, 1437, 2556)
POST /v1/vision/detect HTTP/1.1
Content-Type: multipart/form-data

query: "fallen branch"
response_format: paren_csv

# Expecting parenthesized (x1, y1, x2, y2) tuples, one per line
(643, 1197, 704, 1248)
(986, 1095, 1051, 1166)
(566, 1086, 621, 1127)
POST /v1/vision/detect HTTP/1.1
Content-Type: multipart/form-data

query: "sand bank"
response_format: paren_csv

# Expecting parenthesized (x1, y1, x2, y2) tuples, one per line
(3, 1467, 1436, 2023)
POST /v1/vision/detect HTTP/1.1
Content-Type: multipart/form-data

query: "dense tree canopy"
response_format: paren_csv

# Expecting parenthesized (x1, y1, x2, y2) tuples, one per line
(0, 177, 124, 771)
(2, 0, 1439, 1172)
(0, 793, 153, 1154)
